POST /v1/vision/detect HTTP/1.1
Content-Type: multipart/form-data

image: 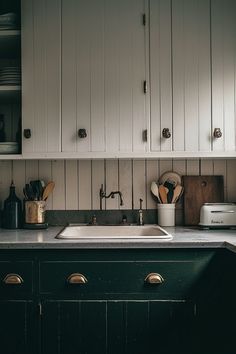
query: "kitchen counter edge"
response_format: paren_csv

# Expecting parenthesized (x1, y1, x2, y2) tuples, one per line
(0, 226, 235, 252)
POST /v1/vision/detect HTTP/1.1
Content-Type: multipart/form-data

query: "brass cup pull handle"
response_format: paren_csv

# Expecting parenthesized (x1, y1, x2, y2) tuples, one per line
(67, 273, 88, 284)
(3, 274, 24, 285)
(145, 273, 164, 284)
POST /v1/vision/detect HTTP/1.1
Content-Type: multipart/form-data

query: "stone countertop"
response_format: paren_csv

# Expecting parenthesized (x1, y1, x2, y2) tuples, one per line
(0, 226, 236, 252)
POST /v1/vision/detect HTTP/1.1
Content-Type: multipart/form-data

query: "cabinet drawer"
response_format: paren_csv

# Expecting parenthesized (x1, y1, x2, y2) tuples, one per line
(0, 261, 33, 298)
(40, 260, 204, 299)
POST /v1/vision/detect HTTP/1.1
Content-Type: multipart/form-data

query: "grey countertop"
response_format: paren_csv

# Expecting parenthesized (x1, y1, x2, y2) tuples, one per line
(0, 225, 236, 252)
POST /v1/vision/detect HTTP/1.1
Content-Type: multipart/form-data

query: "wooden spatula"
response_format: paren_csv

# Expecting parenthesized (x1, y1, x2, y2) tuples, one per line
(42, 181, 55, 201)
(158, 184, 168, 203)
(171, 185, 183, 203)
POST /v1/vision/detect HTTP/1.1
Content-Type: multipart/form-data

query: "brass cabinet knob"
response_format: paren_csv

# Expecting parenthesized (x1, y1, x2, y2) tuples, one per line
(145, 273, 164, 284)
(213, 128, 222, 138)
(78, 129, 87, 138)
(67, 273, 88, 284)
(3, 274, 24, 285)
(162, 128, 171, 139)
(23, 129, 31, 139)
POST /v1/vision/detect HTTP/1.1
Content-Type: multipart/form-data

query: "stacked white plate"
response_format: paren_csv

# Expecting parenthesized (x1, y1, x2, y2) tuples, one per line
(0, 66, 21, 85)
(0, 12, 17, 30)
(0, 142, 19, 154)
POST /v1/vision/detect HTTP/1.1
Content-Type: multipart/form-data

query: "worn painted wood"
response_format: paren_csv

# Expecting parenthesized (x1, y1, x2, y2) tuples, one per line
(51, 160, 65, 210)
(211, 0, 236, 152)
(0, 158, 235, 210)
(213, 159, 227, 201)
(0, 161, 12, 208)
(132, 160, 146, 209)
(12, 160, 25, 200)
(38, 160, 53, 209)
(146, 160, 159, 209)
(172, 0, 211, 152)
(91, 160, 105, 210)
(25, 160, 39, 182)
(186, 160, 200, 176)
(200, 160, 214, 176)
(105, 160, 119, 210)
(65, 160, 78, 210)
(226, 160, 236, 202)
(150, 0, 172, 152)
(119, 159, 133, 210)
(78, 160, 92, 210)
(22, 0, 61, 154)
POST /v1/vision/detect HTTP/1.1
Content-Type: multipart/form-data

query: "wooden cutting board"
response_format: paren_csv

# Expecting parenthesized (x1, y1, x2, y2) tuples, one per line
(183, 176, 224, 225)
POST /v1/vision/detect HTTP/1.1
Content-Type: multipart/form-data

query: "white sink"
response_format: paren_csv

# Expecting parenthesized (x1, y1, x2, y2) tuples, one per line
(56, 225, 172, 240)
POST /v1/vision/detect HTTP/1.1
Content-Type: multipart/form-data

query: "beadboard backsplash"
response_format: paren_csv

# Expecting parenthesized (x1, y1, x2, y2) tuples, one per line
(0, 159, 235, 211)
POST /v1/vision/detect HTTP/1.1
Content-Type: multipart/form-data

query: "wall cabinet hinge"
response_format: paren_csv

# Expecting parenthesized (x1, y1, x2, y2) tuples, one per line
(38, 303, 42, 316)
(142, 14, 146, 26)
(143, 80, 147, 94)
(142, 129, 148, 142)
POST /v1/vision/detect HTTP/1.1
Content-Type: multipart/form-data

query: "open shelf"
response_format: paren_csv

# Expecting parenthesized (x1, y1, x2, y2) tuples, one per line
(0, 30, 20, 58)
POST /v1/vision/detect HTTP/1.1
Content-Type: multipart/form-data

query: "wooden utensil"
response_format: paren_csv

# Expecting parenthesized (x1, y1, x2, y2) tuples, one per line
(171, 185, 183, 203)
(158, 184, 168, 204)
(42, 181, 55, 201)
(151, 182, 161, 203)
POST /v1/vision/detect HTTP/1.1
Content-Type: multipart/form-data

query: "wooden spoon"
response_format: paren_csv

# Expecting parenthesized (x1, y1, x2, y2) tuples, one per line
(151, 182, 161, 203)
(171, 185, 183, 203)
(42, 181, 55, 201)
(158, 184, 168, 204)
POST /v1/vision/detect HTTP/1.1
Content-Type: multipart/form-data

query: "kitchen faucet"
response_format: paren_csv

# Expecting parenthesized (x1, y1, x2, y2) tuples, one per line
(99, 184, 123, 210)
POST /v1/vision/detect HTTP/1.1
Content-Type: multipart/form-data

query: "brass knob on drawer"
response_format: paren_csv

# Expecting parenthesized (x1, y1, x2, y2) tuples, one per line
(67, 273, 88, 284)
(3, 274, 24, 285)
(145, 273, 164, 284)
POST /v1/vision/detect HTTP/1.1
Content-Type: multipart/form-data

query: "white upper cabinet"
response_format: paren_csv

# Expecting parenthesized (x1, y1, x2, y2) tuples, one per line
(20, 0, 236, 159)
(61, 0, 148, 155)
(211, 0, 236, 152)
(21, 0, 61, 155)
(150, 0, 212, 153)
(150, 0, 236, 156)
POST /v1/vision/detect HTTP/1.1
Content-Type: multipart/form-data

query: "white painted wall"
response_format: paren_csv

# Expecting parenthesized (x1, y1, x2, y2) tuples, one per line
(0, 159, 235, 211)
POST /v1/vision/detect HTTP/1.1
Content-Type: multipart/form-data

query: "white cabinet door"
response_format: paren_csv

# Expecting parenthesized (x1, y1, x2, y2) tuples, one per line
(172, 0, 211, 153)
(211, 0, 236, 152)
(149, 0, 172, 152)
(61, 0, 148, 154)
(150, 0, 211, 153)
(21, 0, 61, 154)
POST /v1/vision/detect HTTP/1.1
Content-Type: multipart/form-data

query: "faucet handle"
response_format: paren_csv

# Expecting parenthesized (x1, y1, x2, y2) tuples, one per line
(90, 214, 98, 225)
(139, 198, 143, 210)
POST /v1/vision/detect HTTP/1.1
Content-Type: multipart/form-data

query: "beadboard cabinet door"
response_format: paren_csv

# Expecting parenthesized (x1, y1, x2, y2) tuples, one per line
(61, 0, 149, 155)
(41, 300, 195, 354)
(21, 0, 61, 155)
(211, 0, 236, 152)
(172, 0, 211, 153)
(149, 0, 172, 152)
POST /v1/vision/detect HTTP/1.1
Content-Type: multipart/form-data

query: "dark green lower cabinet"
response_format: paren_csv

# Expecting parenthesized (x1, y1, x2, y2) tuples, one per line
(1, 248, 235, 354)
(41, 300, 195, 354)
(0, 301, 36, 354)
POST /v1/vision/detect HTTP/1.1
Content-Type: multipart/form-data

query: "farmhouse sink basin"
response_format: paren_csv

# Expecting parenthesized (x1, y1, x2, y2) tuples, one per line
(56, 225, 172, 240)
